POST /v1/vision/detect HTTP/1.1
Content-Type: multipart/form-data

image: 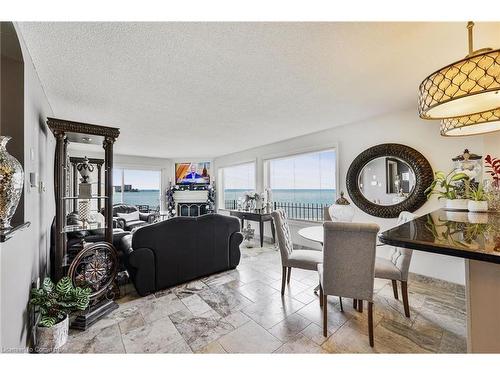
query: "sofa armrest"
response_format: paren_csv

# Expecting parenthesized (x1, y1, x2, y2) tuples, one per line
(139, 212, 157, 223)
(229, 232, 243, 268)
(124, 246, 156, 296)
(114, 217, 126, 229)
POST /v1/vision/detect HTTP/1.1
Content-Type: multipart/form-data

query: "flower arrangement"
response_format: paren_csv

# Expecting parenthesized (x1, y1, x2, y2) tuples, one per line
(485, 154, 500, 188)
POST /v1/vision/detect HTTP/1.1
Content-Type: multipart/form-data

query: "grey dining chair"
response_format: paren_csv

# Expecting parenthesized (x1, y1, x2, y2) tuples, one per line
(375, 211, 416, 318)
(318, 221, 379, 346)
(271, 209, 323, 295)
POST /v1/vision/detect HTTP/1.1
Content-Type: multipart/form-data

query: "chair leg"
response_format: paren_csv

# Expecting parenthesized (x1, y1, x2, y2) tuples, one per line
(353, 299, 357, 310)
(339, 296, 343, 312)
(392, 280, 399, 300)
(358, 300, 363, 313)
(281, 266, 287, 295)
(323, 294, 328, 337)
(287, 267, 291, 284)
(319, 284, 323, 307)
(401, 281, 410, 318)
(368, 302, 374, 347)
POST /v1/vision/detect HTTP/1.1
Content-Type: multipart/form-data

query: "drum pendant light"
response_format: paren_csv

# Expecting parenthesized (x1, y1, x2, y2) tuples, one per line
(418, 22, 500, 121)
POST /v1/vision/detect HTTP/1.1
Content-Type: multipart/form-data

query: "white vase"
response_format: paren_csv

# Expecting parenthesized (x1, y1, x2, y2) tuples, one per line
(467, 200, 488, 212)
(444, 198, 468, 211)
(36, 315, 69, 353)
(0, 136, 24, 232)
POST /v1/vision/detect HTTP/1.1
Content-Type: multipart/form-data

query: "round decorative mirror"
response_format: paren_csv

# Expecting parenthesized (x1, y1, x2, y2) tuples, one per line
(346, 144, 433, 218)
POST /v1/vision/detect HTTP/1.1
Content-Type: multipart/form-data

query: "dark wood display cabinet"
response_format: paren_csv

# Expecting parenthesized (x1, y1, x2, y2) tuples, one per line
(47, 117, 121, 330)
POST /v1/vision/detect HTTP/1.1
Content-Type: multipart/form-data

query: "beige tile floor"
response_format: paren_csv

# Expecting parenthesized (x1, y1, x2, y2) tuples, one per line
(61, 244, 466, 353)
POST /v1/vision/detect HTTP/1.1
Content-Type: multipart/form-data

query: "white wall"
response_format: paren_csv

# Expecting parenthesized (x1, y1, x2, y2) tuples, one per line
(0, 24, 54, 351)
(214, 107, 495, 285)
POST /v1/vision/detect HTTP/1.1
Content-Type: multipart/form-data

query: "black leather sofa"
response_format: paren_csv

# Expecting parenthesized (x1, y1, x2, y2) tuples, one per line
(111, 204, 157, 231)
(121, 214, 243, 296)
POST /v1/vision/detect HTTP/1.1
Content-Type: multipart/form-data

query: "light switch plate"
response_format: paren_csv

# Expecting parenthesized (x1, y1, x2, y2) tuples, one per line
(29, 172, 38, 188)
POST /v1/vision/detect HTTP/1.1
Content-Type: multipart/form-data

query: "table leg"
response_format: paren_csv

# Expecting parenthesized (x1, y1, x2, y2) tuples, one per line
(259, 220, 264, 248)
(241, 218, 244, 230)
(270, 219, 276, 244)
(466, 259, 500, 353)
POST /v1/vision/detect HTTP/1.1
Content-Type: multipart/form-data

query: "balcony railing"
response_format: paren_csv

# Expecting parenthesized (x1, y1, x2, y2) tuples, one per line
(224, 200, 328, 222)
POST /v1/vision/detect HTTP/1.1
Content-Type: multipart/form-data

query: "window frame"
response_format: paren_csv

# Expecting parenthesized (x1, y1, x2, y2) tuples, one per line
(113, 166, 163, 208)
(263, 144, 339, 222)
(217, 160, 257, 210)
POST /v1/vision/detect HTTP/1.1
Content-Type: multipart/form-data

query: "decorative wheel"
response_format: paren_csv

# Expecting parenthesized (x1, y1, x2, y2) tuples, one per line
(67, 241, 119, 300)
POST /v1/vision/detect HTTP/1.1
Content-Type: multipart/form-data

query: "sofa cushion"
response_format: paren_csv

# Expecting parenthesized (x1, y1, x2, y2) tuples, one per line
(117, 211, 140, 222)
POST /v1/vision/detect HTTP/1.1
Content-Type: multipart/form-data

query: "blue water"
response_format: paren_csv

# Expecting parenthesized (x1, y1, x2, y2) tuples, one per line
(224, 189, 336, 205)
(113, 189, 336, 210)
(113, 190, 161, 208)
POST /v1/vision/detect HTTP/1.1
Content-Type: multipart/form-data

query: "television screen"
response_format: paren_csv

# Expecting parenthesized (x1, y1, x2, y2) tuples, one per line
(175, 162, 211, 185)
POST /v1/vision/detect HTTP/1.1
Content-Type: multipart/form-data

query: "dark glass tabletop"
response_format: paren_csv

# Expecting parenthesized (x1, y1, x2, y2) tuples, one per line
(379, 209, 500, 264)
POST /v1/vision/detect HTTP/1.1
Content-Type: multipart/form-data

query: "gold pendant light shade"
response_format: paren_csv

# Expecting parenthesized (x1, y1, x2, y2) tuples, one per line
(440, 107, 500, 136)
(418, 22, 500, 137)
(418, 49, 500, 119)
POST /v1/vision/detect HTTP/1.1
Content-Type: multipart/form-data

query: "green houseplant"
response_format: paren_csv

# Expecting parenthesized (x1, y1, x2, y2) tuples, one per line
(30, 277, 91, 352)
(467, 184, 489, 212)
(424, 170, 470, 210)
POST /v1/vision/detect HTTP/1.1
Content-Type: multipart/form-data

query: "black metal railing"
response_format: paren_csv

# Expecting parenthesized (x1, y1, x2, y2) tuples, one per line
(224, 200, 328, 222)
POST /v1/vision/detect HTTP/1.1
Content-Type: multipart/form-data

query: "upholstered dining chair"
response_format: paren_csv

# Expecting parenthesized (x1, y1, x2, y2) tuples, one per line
(318, 221, 379, 346)
(374, 211, 416, 318)
(271, 209, 323, 295)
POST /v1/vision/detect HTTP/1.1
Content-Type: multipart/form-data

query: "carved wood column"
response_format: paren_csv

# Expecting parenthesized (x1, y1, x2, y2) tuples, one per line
(103, 136, 115, 243)
(97, 164, 102, 212)
(72, 162, 78, 212)
(53, 131, 66, 281)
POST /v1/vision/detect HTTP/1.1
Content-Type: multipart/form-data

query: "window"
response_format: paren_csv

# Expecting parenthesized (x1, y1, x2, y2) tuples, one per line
(113, 169, 161, 210)
(268, 149, 336, 220)
(221, 162, 256, 209)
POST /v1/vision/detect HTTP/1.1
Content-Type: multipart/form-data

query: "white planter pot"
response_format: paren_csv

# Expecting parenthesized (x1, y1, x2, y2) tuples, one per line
(468, 212, 489, 224)
(444, 199, 468, 211)
(467, 200, 488, 212)
(36, 315, 69, 353)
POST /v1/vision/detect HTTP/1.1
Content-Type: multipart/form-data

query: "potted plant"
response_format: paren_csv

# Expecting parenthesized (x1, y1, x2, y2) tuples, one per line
(425, 170, 470, 211)
(467, 184, 489, 212)
(30, 277, 91, 352)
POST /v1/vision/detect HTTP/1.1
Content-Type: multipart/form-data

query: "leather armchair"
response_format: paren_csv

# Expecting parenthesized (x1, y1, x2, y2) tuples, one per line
(110, 204, 157, 231)
(121, 214, 243, 296)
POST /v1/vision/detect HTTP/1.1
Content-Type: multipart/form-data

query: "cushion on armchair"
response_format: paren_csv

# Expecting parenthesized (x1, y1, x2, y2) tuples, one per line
(117, 211, 140, 223)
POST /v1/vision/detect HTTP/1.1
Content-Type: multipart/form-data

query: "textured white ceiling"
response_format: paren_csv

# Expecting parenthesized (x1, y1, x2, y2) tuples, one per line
(17, 22, 500, 158)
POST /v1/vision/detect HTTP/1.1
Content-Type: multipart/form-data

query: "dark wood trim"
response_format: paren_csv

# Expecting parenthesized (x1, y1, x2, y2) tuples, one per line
(53, 131, 66, 280)
(323, 294, 328, 337)
(346, 143, 433, 218)
(392, 280, 399, 300)
(281, 266, 286, 295)
(368, 302, 374, 347)
(103, 137, 114, 243)
(72, 163, 78, 212)
(47, 117, 120, 139)
(97, 164, 102, 211)
(401, 281, 410, 318)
